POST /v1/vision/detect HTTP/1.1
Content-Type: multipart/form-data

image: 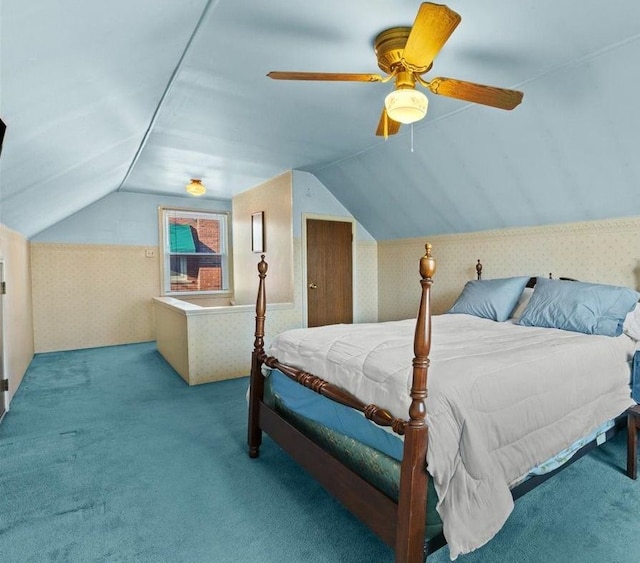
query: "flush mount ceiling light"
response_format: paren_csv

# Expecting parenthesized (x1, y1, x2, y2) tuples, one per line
(186, 179, 206, 196)
(384, 88, 428, 124)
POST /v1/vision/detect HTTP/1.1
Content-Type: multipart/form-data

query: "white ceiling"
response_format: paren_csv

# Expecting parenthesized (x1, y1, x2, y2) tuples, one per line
(1, 0, 639, 239)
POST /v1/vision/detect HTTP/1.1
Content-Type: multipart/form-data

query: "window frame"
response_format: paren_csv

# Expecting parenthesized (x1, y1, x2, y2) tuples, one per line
(159, 206, 232, 297)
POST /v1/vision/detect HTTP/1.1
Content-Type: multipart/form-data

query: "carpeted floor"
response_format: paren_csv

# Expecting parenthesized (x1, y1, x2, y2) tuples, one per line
(1, 342, 638, 562)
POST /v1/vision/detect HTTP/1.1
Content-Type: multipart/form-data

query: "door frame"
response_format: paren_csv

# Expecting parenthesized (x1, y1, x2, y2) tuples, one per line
(0, 259, 6, 421)
(301, 214, 356, 328)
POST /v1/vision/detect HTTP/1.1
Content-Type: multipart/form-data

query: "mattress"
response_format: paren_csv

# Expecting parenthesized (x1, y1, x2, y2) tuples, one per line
(268, 314, 637, 558)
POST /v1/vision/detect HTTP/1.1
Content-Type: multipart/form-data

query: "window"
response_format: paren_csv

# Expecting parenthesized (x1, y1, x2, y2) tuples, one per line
(160, 208, 230, 295)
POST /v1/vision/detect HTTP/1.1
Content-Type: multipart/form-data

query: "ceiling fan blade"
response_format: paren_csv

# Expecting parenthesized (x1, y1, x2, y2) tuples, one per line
(402, 3, 461, 73)
(427, 77, 524, 110)
(267, 71, 383, 82)
(375, 108, 401, 138)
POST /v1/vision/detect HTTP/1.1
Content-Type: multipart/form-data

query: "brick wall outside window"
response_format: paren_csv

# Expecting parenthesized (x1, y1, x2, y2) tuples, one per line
(164, 209, 228, 294)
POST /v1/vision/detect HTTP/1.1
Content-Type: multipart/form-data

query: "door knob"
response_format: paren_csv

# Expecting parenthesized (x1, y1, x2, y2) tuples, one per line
(308, 282, 317, 289)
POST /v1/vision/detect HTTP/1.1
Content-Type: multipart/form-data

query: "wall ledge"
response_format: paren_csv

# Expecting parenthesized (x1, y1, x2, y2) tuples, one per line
(152, 297, 295, 317)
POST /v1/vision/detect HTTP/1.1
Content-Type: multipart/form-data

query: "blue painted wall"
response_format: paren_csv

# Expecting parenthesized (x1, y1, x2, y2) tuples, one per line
(292, 171, 374, 241)
(32, 192, 232, 246)
(33, 174, 375, 245)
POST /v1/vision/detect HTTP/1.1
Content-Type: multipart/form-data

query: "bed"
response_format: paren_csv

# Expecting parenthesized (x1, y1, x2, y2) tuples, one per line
(247, 244, 640, 561)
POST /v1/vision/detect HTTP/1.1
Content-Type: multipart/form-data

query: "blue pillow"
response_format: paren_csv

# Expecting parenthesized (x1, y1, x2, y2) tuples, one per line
(447, 277, 530, 322)
(517, 277, 640, 336)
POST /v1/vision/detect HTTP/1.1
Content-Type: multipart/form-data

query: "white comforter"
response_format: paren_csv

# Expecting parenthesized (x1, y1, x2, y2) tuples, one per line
(268, 314, 636, 559)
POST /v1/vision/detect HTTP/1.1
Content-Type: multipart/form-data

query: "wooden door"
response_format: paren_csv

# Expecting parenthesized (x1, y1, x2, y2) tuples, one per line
(306, 219, 353, 327)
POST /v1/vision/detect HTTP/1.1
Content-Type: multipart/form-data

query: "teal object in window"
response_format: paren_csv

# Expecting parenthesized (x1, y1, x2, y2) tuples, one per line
(169, 224, 196, 253)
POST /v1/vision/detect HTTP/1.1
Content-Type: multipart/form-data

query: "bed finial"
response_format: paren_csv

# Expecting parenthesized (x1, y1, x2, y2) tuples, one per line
(420, 243, 436, 279)
(476, 259, 483, 280)
(258, 254, 268, 276)
(254, 255, 268, 352)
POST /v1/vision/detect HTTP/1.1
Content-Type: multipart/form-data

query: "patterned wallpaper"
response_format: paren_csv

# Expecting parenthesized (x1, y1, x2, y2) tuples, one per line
(355, 241, 378, 323)
(232, 171, 294, 306)
(378, 217, 640, 321)
(187, 303, 303, 384)
(185, 240, 305, 383)
(154, 303, 189, 379)
(31, 243, 160, 352)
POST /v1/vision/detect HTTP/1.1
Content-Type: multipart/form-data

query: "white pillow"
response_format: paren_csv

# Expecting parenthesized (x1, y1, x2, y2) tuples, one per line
(510, 287, 534, 320)
(623, 302, 640, 341)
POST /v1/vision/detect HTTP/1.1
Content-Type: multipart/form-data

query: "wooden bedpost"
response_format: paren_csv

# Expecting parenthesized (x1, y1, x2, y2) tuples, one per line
(248, 255, 268, 458)
(396, 243, 436, 563)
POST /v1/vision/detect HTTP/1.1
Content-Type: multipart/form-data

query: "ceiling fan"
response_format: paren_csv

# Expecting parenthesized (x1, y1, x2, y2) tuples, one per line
(268, 2, 523, 137)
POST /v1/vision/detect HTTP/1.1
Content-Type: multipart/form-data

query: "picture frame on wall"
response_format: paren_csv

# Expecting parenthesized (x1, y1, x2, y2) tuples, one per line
(251, 211, 265, 253)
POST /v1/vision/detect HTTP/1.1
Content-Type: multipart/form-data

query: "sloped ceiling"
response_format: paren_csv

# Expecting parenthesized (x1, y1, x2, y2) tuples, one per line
(1, 0, 639, 239)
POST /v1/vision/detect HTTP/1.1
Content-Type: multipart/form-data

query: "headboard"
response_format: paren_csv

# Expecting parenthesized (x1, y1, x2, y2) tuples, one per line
(475, 259, 577, 287)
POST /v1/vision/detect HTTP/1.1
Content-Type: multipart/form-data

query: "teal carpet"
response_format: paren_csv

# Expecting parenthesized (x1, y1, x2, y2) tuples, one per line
(1, 343, 638, 562)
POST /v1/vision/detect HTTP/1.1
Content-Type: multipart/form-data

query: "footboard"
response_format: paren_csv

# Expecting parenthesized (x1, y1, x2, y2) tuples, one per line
(248, 244, 436, 563)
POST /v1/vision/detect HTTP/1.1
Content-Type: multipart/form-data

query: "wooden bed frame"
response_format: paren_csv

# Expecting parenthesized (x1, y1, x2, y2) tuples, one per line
(247, 245, 623, 562)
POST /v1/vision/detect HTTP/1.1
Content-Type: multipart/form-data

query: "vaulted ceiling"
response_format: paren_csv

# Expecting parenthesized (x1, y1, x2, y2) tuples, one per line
(1, 0, 639, 239)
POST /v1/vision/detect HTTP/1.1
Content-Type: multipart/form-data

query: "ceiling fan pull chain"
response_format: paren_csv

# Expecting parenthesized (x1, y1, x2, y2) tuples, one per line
(411, 123, 414, 152)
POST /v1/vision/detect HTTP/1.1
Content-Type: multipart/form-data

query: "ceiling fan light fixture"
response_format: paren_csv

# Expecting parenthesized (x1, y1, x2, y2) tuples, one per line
(384, 88, 428, 124)
(186, 179, 206, 196)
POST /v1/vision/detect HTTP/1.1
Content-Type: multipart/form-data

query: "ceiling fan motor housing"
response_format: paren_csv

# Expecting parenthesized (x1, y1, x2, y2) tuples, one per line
(374, 27, 431, 75)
